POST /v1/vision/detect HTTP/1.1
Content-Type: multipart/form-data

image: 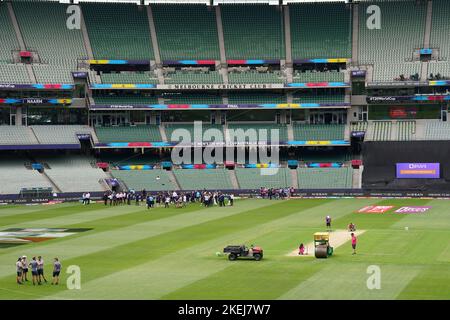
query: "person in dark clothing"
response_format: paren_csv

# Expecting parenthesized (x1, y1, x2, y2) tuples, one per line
(103, 192, 108, 206)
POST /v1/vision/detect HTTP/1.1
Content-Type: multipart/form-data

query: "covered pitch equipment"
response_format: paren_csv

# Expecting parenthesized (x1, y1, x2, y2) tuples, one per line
(314, 232, 333, 259)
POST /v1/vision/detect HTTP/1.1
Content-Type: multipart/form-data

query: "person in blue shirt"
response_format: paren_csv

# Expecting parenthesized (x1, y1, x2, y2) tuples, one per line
(52, 258, 62, 285)
(29, 257, 39, 285)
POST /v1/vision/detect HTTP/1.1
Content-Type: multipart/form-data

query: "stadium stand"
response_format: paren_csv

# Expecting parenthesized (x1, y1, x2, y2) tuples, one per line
(152, 4, 220, 60)
(100, 72, 159, 84)
(174, 169, 234, 190)
(227, 123, 288, 142)
(13, 1, 87, 84)
(227, 93, 287, 104)
(82, 3, 154, 60)
(95, 125, 162, 143)
(94, 95, 159, 105)
(292, 124, 345, 141)
(165, 124, 223, 142)
(367, 121, 392, 141)
(30, 125, 95, 145)
(228, 71, 284, 84)
(0, 155, 51, 194)
(164, 71, 223, 84)
(39, 155, 107, 192)
(424, 121, 450, 140)
(290, 3, 351, 59)
(221, 4, 285, 59)
(112, 169, 177, 191)
(429, 0, 450, 78)
(292, 71, 345, 83)
(161, 94, 223, 104)
(397, 121, 416, 141)
(0, 4, 30, 83)
(235, 167, 291, 189)
(358, 1, 426, 81)
(350, 121, 368, 132)
(291, 94, 345, 104)
(297, 167, 353, 189)
(0, 126, 39, 145)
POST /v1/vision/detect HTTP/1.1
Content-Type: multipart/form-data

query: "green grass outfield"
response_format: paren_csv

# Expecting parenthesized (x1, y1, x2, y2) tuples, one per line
(0, 198, 449, 300)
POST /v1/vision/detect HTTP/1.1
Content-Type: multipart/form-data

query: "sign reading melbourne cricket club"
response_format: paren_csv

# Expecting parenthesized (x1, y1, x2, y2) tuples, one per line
(396, 163, 440, 179)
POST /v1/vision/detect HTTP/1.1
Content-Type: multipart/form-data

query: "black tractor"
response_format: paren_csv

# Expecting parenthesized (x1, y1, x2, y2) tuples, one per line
(223, 245, 263, 261)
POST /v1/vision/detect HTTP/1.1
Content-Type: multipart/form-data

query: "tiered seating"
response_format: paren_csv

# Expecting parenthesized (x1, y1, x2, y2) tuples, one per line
(83, 3, 154, 59)
(31, 125, 95, 144)
(358, 1, 426, 81)
(39, 155, 107, 192)
(94, 95, 159, 105)
(292, 71, 345, 82)
(221, 4, 284, 59)
(0, 64, 30, 83)
(424, 121, 450, 140)
(291, 94, 345, 104)
(101, 72, 159, 84)
(0, 156, 51, 194)
(13, 2, 87, 83)
(0, 4, 18, 64)
(174, 169, 234, 190)
(152, 4, 220, 60)
(297, 167, 352, 189)
(227, 93, 287, 104)
(112, 169, 177, 191)
(0, 126, 39, 145)
(228, 71, 284, 84)
(370, 121, 392, 141)
(95, 125, 162, 143)
(227, 124, 288, 142)
(161, 94, 223, 105)
(429, 0, 450, 77)
(292, 124, 345, 141)
(235, 167, 291, 189)
(290, 3, 351, 59)
(164, 71, 223, 84)
(300, 151, 351, 163)
(350, 121, 368, 132)
(0, 4, 31, 83)
(397, 121, 416, 141)
(165, 124, 223, 142)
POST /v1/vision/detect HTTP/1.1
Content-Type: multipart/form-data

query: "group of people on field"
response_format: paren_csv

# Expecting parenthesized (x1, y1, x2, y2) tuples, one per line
(16, 255, 61, 285)
(260, 187, 295, 200)
(297, 216, 358, 256)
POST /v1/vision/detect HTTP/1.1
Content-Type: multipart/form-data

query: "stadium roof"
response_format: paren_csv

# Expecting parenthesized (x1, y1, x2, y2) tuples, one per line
(2, 0, 352, 4)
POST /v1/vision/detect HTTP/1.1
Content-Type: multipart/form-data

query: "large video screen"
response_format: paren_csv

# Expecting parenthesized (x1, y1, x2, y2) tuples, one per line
(396, 163, 440, 179)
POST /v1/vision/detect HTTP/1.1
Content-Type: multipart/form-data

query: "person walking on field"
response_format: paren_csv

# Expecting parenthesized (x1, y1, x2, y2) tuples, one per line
(37, 256, 47, 283)
(52, 258, 62, 285)
(351, 233, 357, 255)
(16, 257, 23, 285)
(326, 215, 332, 231)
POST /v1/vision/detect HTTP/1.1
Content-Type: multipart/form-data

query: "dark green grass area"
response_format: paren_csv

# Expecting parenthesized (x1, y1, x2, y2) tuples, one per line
(0, 198, 448, 300)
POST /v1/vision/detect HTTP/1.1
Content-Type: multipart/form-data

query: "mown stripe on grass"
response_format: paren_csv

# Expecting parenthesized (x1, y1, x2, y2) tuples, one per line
(41, 199, 380, 300)
(39, 199, 332, 299)
(0, 199, 275, 289)
(279, 263, 422, 300)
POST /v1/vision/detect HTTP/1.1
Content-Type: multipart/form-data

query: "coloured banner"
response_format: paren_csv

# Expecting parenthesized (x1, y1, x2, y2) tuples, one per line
(395, 206, 431, 213)
(89, 102, 350, 110)
(357, 206, 394, 213)
(396, 163, 440, 179)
